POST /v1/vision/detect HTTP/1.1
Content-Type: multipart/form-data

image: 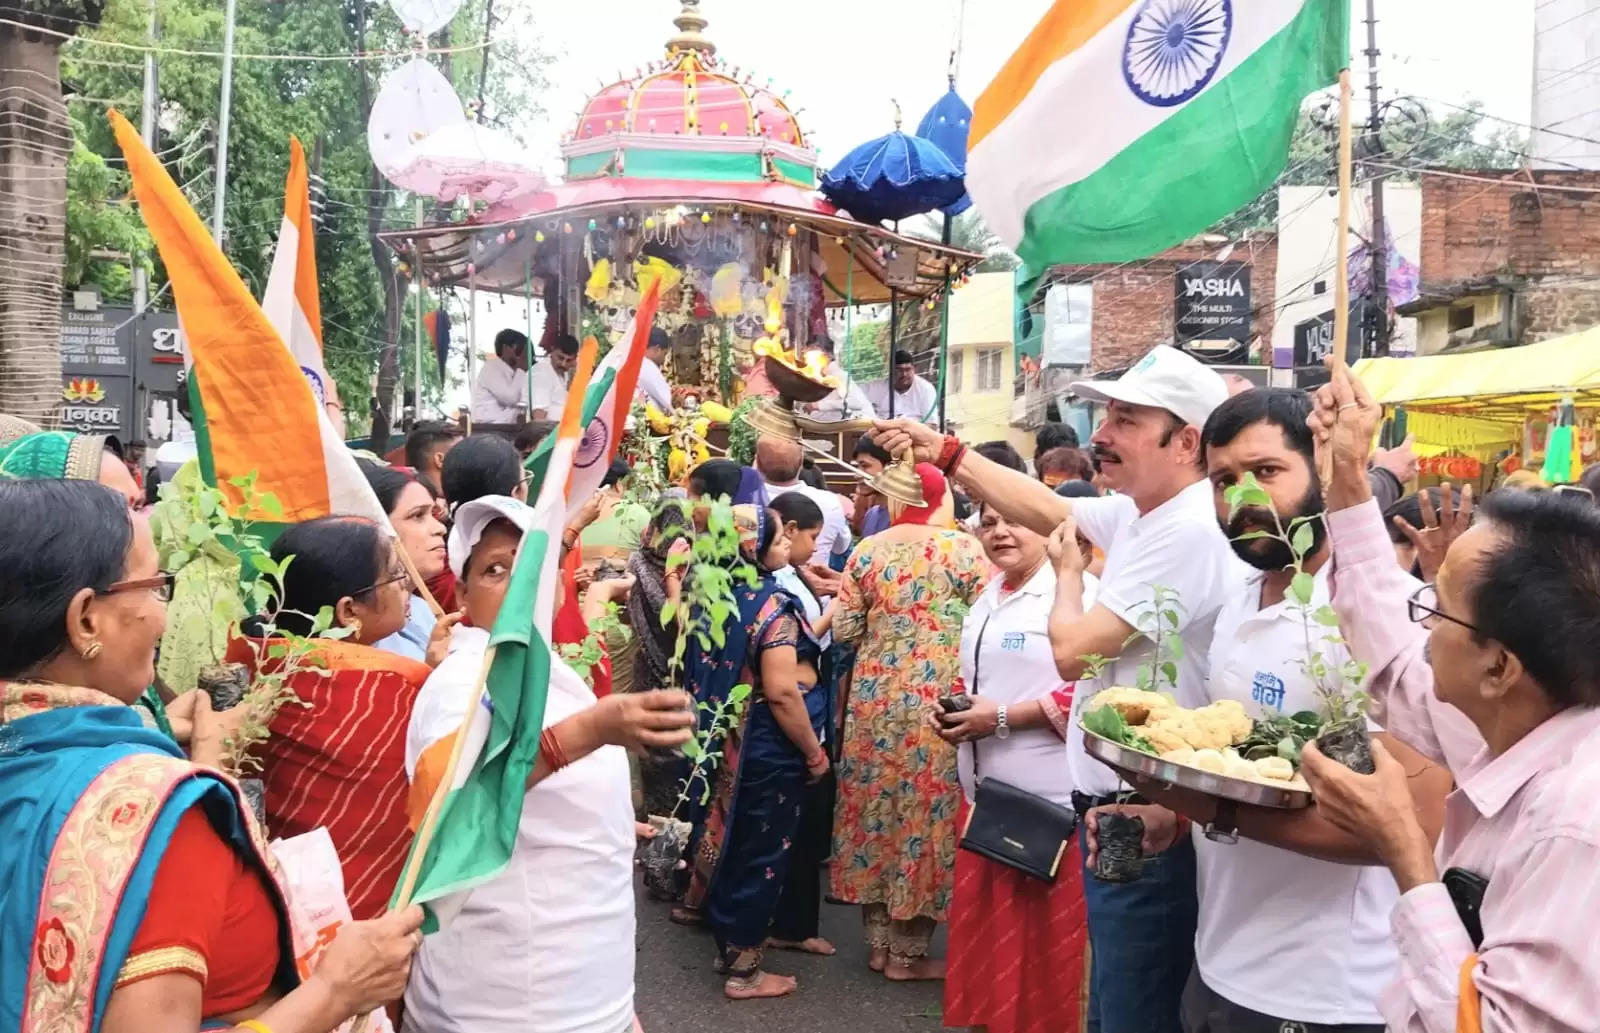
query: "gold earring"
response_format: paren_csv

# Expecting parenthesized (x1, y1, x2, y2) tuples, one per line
(82, 641, 103, 661)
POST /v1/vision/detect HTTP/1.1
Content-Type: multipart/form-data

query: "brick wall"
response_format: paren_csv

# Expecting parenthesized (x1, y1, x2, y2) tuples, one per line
(1051, 236, 1278, 371)
(1420, 169, 1600, 285)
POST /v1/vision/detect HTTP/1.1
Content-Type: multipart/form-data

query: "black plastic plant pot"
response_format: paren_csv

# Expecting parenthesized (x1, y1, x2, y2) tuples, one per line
(1316, 722, 1376, 774)
(199, 662, 250, 712)
(640, 816, 691, 899)
(1094, 813, 1145, 883)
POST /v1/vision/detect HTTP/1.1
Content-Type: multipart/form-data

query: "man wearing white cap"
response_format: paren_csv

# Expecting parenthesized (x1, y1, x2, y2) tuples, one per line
(872, 344, 1246, 1033)
(404, 495, 692, 1033)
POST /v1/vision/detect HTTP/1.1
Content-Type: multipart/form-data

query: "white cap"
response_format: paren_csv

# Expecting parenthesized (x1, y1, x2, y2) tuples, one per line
(447, 495, 535, 579)
(1068, 345, 1229, 430)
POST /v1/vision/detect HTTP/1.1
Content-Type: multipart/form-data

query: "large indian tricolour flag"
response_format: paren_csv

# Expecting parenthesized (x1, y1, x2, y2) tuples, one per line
(968, 0, 1348, 268)
(523, 276, 662, 516)
(398, 348, 596, 928)
(262, 137, 335, 411)
(109, 111, 386, 527)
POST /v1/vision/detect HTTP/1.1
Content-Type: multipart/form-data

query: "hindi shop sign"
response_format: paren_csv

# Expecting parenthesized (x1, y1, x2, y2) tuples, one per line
(58, 307, 134, 439)
(59, 373, 134, 437)
(1174, 261, 1251, 347)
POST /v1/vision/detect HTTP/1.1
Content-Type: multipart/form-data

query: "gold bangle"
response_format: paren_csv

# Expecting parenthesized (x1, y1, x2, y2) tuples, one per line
(236, 1020, 275, 1033)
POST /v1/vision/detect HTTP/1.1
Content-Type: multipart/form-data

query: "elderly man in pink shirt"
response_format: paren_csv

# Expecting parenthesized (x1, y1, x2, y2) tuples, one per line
(1301, 364, 1600, 1033)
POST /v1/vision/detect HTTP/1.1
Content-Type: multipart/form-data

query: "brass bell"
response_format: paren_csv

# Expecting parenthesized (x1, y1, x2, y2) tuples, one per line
(869, 448, 927, 508)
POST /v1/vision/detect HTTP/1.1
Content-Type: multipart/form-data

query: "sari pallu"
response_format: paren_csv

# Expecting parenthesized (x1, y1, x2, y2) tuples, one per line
(0, 683, 295, 1033)
(228, 636, 432, 921)
(680, 582, 828, 970)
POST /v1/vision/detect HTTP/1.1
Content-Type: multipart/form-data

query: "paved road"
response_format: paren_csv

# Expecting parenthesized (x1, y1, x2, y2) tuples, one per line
(633, 877, 948, 1033)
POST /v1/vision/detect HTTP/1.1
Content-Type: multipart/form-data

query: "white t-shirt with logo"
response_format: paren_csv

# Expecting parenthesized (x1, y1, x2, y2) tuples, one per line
(1193, 566, 1397, 1025)
(957, 563, 1096, 807)
(1065, 480, 1247, 796)
(403, 625, 635, 1033)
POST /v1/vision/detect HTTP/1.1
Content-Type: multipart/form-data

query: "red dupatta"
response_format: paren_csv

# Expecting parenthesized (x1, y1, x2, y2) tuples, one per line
(228, 637, 432, 921)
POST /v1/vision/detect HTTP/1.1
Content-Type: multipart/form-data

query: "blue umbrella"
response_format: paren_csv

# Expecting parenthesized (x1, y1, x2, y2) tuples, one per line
(821, 106, 965, 225)
(915, 85, 973, 217)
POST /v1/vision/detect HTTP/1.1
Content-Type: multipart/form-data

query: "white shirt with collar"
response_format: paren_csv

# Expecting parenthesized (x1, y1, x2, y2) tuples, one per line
(1063, 479, 1248, 796)
(403, 624, 634, 1033)
(527, 356, 571, 418)
(636, 356, 674, 412)
(864, 375, 940, 423)
(1192, 564, 1397, 1026)
(763, 479, 853, 559)
(471, 354, 527, 423)
(957, 562, 1096, 807)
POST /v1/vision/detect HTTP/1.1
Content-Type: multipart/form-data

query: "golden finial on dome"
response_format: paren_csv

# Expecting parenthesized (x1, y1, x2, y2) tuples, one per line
(667, 0, 716, 58)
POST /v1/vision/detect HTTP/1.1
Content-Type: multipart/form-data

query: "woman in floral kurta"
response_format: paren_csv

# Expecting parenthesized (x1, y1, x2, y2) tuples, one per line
(829, 464, 987, 979)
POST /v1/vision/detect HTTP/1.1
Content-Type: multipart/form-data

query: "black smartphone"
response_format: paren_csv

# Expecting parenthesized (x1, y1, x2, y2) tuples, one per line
(1443, 867, 1488, 950)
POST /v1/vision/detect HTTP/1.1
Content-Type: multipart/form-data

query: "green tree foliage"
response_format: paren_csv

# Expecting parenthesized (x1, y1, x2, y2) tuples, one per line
(63, 0, 549, 434)
(1214, 100, 1528, 236)
(64, 110, 151, 299)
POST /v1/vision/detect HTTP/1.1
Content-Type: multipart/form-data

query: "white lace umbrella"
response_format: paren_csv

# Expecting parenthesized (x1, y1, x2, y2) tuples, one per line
(384, 121, 546, 204)
(367, 57, 465, 175)
(387, 0, 463, 36)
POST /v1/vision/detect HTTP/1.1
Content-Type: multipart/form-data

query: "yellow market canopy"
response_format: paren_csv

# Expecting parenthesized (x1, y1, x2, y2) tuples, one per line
(1353, 330, 1600, 421)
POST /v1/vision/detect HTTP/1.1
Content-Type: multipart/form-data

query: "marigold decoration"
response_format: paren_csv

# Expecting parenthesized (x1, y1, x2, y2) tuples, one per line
(586, 259, 613, 302)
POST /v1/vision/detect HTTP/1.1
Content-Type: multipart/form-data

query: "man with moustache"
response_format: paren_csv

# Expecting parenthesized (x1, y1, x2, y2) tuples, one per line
(872, 344, 1241, 1033)
(1086, 388, 1452, 1033)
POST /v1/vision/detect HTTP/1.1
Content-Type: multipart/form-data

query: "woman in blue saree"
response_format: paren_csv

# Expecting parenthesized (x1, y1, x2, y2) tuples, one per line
(674, 505, 831, 1000)
(0, 479, 420, 1033)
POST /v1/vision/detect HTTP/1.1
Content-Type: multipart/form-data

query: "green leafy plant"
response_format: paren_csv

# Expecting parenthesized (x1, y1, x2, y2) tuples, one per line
(559, 600, 632, 689)
(1223, 472, 1369, 731)
(657, 495, 759, 815)
(152, 472, 350, 775)
(1121, 584, 1184, 694)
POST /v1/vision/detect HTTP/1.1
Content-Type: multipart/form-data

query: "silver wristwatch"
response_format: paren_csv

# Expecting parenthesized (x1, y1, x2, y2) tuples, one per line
(994, 704, 1011, 740)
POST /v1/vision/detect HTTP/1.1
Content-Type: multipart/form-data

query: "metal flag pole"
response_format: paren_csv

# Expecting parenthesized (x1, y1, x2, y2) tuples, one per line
(210, 0, 237, 243)
(413, 199, 424, 429)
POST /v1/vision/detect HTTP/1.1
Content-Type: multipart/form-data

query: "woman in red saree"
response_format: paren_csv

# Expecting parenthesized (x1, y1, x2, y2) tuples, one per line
(231, 516, 433, 921)
(0, 478, 419, 1033)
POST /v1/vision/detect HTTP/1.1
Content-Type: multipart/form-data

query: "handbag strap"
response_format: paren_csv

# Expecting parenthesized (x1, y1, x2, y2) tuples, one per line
(968, 609, 993, 780)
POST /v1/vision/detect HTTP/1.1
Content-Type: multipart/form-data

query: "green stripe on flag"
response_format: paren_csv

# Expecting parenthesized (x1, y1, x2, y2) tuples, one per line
(394, 522, 556, 926)
(1015, 0, 1347, 268)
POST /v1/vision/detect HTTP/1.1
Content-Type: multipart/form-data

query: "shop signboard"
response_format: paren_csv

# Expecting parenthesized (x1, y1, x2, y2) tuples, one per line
(1174, 261, 1251, 350)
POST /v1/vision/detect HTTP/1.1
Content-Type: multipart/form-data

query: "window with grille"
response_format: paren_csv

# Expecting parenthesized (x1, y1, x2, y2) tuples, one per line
(977, 348, 1003, 392)
(948, 350, 963, 394)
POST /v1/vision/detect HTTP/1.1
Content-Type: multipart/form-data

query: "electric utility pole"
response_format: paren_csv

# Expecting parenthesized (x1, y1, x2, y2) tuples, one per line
(132, 0, 157, 314)
(1362, 0, 1391, 356)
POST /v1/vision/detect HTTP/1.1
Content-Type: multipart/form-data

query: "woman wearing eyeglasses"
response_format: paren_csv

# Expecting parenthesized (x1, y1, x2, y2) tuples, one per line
(1, 428, 176, 736)
(0, 480, 423, 1033)
(229, 515, 433, 921)
(1305, 368, 1600, 1033)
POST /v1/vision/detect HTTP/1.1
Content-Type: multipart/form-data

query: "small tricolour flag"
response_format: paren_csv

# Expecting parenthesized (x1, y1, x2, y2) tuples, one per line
(523, 277, 662, 515)
(968, 0, 1348, 268)
(262, 137, 334, 412)
(109, 112, 387, 527)
(397, 343, 598, 926)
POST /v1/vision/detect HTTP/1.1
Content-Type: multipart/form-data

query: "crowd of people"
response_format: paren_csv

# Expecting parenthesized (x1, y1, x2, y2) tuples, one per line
(3, 333, 1599, 1033)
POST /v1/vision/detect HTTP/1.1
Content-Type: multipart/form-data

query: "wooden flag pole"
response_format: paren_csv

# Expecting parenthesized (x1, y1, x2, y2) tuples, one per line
(1332, 67, 1353, 377)
(1320, 68, 1355, 489)
(396, 541, 447, 619)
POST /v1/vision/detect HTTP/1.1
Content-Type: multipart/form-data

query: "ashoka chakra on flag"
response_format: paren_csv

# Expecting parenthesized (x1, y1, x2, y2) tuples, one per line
(1122, 0, 1234, 107)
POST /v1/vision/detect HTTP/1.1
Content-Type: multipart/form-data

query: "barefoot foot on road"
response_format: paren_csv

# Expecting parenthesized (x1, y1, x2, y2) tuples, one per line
(725, 971, 798, 1000)
(884, 957, 945, 982)
(767, 936, 837, 956)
